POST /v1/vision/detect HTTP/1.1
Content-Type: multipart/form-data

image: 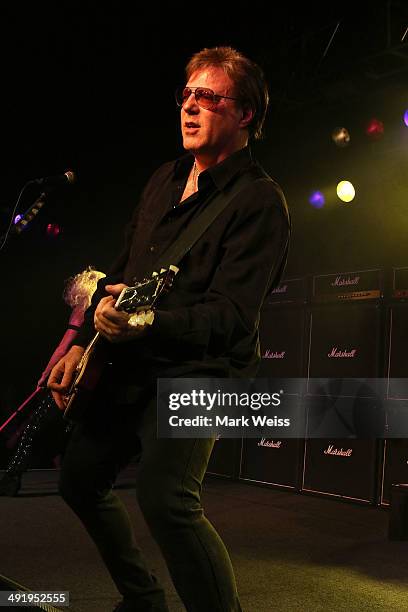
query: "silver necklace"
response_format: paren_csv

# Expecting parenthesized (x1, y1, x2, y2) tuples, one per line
(192, 162, 198, 191)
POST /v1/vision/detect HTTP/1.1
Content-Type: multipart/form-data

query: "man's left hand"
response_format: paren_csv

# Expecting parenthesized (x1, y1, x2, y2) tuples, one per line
(94, 283, 152, 343)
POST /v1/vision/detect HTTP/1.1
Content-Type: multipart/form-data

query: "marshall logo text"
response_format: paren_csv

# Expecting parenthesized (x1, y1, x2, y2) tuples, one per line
(327, 347, 357, 358)
(263, 350, 286, 359)
(331, 275, 360, 287)
(258, 439, 282, 448)
(324, 444, 353, 457)
(271, 284, 288, 294)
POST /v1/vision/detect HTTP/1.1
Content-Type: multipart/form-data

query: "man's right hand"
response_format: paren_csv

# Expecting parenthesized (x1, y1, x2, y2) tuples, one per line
(47, 345, 85, 410)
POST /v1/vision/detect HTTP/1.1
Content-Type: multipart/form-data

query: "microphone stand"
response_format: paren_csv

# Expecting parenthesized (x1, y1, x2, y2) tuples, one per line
(13, 192, 47, 235)
(0, 188, 47, 252)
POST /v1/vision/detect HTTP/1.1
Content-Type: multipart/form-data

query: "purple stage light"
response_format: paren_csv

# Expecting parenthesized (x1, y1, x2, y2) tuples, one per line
(309, 191, 325, 208)
(404, 110, 408, 127)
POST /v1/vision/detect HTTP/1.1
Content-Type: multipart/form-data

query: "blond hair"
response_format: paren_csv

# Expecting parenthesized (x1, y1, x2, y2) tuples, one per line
(63, 266, 106, 310)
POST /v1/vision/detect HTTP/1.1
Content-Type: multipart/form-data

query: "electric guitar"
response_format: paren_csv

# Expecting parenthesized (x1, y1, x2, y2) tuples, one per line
(63, 265, 179, 421)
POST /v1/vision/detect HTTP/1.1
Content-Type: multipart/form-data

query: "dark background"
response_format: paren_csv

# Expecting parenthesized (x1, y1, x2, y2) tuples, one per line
(0, 2, 407, 426)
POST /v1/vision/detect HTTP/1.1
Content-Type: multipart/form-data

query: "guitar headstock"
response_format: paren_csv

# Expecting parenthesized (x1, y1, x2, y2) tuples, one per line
(115, 265, 179, 314)
(159, 265, 179, 296)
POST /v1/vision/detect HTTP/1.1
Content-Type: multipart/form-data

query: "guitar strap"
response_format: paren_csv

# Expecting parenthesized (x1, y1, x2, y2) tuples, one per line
(151, 166, 271, 271)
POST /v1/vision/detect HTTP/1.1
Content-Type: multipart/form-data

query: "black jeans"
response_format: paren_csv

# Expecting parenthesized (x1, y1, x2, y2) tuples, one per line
(59, 393, 242, 612)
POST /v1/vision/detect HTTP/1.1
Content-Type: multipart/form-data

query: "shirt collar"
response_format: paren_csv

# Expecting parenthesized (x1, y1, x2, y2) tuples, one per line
(174, 146, 253, 192)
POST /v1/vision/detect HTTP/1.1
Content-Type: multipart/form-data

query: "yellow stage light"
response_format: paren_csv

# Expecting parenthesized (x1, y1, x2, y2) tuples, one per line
(336, 181, 355, 203)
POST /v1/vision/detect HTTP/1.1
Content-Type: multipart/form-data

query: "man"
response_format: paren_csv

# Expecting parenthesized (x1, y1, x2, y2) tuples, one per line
(0, 267, 105, 496)
(48, 46, 290, 612)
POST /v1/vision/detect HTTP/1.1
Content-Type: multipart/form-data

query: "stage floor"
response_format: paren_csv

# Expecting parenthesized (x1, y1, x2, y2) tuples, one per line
(2, 469, 408, 611)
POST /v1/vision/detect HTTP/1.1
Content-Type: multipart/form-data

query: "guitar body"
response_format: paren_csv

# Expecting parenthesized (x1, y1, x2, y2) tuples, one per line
(63, 266, 178, 421)
(64, 335, 109, 421)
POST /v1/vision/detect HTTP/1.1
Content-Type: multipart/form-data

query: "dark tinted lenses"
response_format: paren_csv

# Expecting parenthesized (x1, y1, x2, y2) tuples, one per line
(176, 87, 216, 109)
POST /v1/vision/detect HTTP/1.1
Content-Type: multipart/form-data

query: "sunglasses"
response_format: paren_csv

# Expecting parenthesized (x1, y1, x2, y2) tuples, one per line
(175, 86, 240, 110)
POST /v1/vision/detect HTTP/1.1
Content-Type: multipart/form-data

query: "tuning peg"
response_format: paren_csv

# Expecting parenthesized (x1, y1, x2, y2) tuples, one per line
(128, 310, 155, 327)
(169, 265, 179, 275)
(145, 310, 155, 325)
(152, 271, 158, 277)
(160, 268, 167, 273)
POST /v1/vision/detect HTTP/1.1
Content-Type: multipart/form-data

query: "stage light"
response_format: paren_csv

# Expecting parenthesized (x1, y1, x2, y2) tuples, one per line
(332, 127, 350, 147)
(46, 223, 61, 237)
(336, 181, 355, 203)
(14, 214, 22, 224)
(309, 191, 325, 208)
(366, 118, 384, 139)
(404, 110, 408, 127)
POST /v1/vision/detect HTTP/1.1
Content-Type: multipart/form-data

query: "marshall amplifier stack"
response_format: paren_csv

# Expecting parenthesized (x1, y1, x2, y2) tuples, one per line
(302, 269, 384, 503)
(207, 267, 408, 510)
(380, 267, 408, 505)
(238, 279, 306, 491)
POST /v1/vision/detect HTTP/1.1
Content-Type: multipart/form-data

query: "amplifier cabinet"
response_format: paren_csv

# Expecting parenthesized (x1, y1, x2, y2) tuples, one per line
(312, 268, 382, 301)
(207, 437, 241, 479)
(380, 437, 408, 505)
(307, 304, 382, 394)
(259, 307, 306, 379)
(386, 302, 408, 399)
(304, 391, 385, 439)
(240, 437, 304, 490)
(265, 277, 306, 305)
(302, 437, 379, 503)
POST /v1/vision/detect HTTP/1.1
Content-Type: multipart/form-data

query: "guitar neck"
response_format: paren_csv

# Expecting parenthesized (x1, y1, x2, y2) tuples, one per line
(82, 331, 100, 361)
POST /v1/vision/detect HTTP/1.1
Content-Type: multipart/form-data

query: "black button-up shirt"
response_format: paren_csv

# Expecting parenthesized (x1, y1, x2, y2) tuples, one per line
(76, 146, 290, 384)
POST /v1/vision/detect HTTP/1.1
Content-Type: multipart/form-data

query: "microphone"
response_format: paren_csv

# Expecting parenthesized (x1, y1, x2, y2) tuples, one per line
(34, 170, 76, 189)
(0, 170, 77, 251)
